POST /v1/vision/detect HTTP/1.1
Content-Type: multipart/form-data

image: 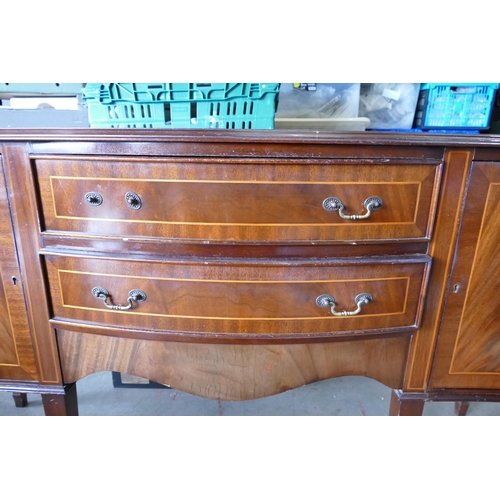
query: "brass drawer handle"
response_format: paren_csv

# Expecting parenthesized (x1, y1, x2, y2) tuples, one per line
(323, 196, 383, 220)
(92, 286, 147, 311)
(316, 293, 373, 316)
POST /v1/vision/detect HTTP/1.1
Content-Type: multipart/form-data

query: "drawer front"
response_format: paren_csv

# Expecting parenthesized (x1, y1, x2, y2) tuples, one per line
(35, 157, 441, 242)
(44, 254, 430, 340)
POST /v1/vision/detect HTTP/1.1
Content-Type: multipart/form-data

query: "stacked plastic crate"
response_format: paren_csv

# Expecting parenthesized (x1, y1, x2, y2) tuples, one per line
(82, 83, 280, 129)
(414, 83, 499, 132)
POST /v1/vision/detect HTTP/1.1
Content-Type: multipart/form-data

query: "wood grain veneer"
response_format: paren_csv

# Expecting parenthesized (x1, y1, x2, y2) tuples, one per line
(430, 161, 500, 390)
(44, 253, 430, 341)
(1, 144, 61, 385)
(35, 157, 442, 243)
(0, 154, 38, 382)
(57, 329, 410, 400)
(1, 129, 500, 415)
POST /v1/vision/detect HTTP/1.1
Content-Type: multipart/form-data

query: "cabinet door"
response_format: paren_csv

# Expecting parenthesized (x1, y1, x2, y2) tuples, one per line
(0, 158, 38, 382)
(430, 161, 500, 389)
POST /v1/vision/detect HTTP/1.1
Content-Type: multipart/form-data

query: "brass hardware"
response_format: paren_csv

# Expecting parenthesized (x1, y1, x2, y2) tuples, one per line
(91, 286, 147, 311)
(322, 196, 383, 220)
(85, 192, 103, 207)
(316, 293, 373, 316)
(316, 294, 336, 308)
(125, 191, 142, 210)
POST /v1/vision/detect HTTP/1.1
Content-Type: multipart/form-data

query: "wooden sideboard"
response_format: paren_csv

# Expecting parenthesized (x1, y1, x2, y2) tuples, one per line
(1, 128, 500, 416)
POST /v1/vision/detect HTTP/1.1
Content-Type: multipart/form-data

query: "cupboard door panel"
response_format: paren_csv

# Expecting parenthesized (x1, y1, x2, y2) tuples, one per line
(0, 158, 38, 381)
(431, 161, 500, 389)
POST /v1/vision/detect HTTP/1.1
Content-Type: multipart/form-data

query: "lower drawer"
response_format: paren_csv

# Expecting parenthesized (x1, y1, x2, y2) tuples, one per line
(44, 254, 430, 341)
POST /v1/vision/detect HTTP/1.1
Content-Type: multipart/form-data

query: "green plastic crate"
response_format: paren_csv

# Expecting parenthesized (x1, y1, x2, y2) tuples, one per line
(82, 83, 280, 129)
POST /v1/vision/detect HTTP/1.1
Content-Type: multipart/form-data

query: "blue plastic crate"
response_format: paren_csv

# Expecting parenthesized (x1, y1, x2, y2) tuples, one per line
(82, 83, 280, 129)
(414, 83, 498, 130)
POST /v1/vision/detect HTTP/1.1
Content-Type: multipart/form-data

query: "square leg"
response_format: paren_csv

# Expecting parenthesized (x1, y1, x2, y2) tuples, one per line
(389, 390, 425, 416)
(41, 383, 79, 416)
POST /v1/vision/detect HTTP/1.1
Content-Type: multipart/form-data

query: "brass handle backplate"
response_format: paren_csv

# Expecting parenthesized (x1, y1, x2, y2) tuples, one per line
(316, 293, 373, 316)
(125, 192, 142, 210)
(92, 286, 147, 311)
(323, 196, 383, 220)
(85, 192, 103, 207)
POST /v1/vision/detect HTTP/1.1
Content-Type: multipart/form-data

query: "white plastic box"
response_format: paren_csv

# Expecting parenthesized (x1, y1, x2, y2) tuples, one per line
(358, 83, 420, 130)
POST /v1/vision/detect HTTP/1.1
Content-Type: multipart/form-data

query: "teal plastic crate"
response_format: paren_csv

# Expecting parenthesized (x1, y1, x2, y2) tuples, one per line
(82, 83, 280, 129)
(0, 83, 84, 94)
(414, 83, 499, 129)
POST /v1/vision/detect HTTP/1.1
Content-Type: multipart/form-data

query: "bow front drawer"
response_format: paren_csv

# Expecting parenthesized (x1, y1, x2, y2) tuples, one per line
(44, 253, 431, 341)
(34, 157, 442, 243)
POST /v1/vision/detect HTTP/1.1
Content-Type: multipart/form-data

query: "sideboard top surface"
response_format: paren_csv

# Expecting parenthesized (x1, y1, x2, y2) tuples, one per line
(0, 128, 500, 148)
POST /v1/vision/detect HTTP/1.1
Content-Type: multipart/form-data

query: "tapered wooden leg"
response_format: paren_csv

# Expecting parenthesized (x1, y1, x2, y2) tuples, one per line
(454, 401, 470, 416)
(12, 392, 28, 407)
(389, 390, 425, 416)
(41, 383, 78, 416)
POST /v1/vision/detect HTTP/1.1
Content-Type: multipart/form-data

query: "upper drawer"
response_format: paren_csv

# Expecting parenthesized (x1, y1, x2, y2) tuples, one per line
(44, 253, 430, 341)
(34, 157, 442, 243)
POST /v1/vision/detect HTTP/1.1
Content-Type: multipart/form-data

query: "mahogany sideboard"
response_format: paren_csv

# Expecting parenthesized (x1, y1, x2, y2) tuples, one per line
(1, 128, 500, 416)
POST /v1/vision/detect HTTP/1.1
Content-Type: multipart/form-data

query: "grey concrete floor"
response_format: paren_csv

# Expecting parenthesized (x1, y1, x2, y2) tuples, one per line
(1, 372, 500, 416)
